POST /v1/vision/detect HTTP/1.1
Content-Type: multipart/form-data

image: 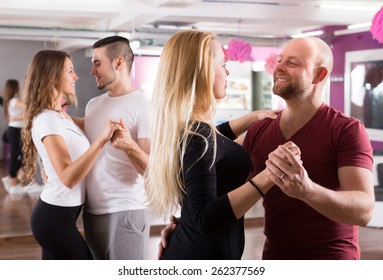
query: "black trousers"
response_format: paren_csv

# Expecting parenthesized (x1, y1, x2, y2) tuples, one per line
(31, 198, 93, 260)
(6, 126, 22, 178)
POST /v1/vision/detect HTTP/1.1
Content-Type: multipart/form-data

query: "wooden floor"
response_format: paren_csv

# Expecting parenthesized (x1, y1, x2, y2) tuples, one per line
(0, 160, 382, 260)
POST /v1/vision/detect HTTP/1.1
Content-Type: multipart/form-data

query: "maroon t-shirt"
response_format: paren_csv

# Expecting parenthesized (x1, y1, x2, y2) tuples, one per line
(243, 103, 373, 260)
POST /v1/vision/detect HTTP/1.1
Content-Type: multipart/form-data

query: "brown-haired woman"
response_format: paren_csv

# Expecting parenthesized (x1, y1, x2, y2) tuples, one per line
(22, 50, 121, 259)
(1, 79, 25, 194)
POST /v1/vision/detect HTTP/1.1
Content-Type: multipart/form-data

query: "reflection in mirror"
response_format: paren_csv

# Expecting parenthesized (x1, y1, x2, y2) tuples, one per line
(345, 49, 383, 141)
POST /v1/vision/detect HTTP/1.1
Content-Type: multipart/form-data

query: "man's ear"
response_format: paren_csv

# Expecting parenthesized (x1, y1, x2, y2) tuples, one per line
(313, 67, 328, 84)
(115, 57, 124, 70)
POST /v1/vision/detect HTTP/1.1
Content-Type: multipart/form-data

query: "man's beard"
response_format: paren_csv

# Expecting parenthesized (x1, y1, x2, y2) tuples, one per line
(273, 80, 309, 100)
(96, 74, 115, 90)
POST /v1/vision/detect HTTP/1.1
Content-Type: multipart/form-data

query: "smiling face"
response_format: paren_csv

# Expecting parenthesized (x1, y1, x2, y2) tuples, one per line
(212, 40, 229, 100)
(272, 38, 318, 100)
(90, 46, 117, 90)
(61, 57, 79, 97)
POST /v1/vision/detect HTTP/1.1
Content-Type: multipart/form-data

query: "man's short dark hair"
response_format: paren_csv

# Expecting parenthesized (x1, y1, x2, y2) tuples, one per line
(93, 36, 130, 49)
(93, 35, 134, 72)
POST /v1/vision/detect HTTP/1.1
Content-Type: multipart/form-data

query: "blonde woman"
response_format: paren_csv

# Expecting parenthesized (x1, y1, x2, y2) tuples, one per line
(145, 29, 300, 259)
(22, 50, 121, 259)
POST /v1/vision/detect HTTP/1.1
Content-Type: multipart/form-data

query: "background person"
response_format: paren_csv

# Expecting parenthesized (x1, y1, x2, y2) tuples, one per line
(1, 79, 25, 194)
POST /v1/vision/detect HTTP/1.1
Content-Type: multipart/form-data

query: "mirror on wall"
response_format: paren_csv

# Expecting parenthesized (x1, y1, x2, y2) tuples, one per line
(344, 49, 383, 142)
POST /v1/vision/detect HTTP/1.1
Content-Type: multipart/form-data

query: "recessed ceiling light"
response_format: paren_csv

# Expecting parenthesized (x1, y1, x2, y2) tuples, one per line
(347, 22, 372, 30)
(291, 30, 324, 39)
(319, 5, 380, 12)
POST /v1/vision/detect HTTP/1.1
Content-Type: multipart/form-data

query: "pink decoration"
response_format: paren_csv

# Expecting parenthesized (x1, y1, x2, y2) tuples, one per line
(250, 46, 280, 61)
(264, 53, 278, 75)
(224, 39, 253, 63)
(371, 6, 383, 44)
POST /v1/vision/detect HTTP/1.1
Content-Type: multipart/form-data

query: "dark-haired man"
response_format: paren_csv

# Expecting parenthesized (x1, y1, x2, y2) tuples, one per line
(77, 36, 150, 260)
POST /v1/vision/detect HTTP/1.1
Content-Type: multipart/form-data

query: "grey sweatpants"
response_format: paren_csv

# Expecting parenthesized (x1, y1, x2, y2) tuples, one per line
(83, 209, 149, 260)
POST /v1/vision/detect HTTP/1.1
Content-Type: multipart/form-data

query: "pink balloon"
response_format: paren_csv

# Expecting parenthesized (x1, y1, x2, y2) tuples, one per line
(225, 39, 253, 63)
(371, 6, 383, 44)
(264, 53, 278, 75)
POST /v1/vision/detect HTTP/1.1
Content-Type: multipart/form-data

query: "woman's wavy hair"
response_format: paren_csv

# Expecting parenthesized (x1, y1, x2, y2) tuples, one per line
(145, 29, 218, 219)
(21, 50, 76, 182)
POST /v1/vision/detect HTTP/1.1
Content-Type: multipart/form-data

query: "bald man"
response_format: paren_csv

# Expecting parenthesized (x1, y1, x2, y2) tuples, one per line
(243, 37, 374, 259)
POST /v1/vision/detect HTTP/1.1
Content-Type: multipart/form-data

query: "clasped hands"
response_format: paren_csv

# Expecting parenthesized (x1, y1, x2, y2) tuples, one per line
(157, 141, 306, 259)
(265, 141, 312, 200)
(103, 118, 134, 150)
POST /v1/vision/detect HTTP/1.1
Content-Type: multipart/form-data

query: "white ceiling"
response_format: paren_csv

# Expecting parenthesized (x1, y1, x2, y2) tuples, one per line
(0, 0, 381, 52)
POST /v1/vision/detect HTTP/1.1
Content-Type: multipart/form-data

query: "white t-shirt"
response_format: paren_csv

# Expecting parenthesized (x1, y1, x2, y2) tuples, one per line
(32, 109, 90, 206)
(84, 90, 150, 214)
(8, 97, 23, 128)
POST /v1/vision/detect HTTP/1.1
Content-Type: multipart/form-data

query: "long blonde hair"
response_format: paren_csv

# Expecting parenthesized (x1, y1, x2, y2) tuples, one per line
(145, 30, 218, 218)
(21, 50, 77, 182)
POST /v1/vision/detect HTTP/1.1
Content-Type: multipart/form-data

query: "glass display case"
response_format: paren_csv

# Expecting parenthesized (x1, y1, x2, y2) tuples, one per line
(216, 77, 251, 110)
(214, 61, 253, 125)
